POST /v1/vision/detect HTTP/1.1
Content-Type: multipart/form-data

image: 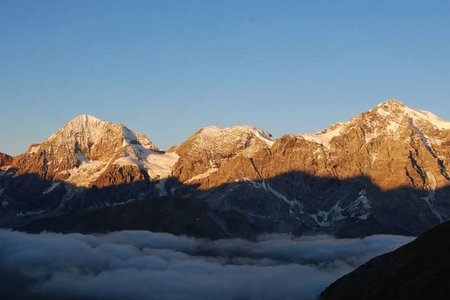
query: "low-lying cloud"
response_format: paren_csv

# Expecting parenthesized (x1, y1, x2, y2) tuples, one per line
(0, 230, 414, 300)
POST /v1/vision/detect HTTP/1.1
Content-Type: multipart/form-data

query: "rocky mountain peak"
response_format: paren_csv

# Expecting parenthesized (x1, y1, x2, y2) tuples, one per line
(301, 100, 450, 149)
(197, 125, 275, 147)
(0, 152, 13, 167)
(377, 98, 406, 109)
(171, 125, 275, 184)
(371, 99, 450, 130)
(47, 114, 159, 153)
(69, 114, 102, 124)
(11, 115, 174, 186)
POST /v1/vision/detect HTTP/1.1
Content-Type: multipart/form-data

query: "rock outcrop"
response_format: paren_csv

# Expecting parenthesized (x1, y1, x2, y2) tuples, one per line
(0, 152, 13, 167)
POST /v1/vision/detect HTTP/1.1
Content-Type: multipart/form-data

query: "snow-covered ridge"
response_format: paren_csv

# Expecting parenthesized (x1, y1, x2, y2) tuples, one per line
(299, 99, 450, 148)
(405, 107, 450, 130)
(48, 114, 104, 143)
(376, 99, 450, 130)
(199, 125, 276, 147)
(301, 123, 344, 147)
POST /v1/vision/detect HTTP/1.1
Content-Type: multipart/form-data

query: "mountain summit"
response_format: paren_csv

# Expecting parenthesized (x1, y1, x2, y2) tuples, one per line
(12, 115, 177, 187)
(171, 125, 275, 184)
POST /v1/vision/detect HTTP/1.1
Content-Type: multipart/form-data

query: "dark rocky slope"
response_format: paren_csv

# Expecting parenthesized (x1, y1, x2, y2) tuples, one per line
(321, 221, 450, 300)
(15, 195, 227, 239)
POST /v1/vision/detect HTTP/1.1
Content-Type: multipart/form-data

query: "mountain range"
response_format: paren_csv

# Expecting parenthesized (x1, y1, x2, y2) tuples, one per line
(1, 99, 450, 238)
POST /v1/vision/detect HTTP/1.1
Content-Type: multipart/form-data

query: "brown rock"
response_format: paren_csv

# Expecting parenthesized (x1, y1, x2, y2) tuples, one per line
(0, 152, 13, 167)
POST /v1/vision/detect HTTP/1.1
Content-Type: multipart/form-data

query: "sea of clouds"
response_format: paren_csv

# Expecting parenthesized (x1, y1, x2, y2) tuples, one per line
(0, 229, 414, 300)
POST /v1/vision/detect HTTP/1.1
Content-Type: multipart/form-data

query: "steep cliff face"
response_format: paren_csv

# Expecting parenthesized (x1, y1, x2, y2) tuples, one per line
(0, 152, 13, 167)
(2, 100, 450, 238)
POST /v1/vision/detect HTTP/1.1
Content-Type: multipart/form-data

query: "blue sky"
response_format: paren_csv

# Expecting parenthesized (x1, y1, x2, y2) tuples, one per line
(1, 0, 450, 154)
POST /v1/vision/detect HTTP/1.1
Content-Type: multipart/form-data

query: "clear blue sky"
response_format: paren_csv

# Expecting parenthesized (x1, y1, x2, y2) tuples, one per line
(1, 0, 450, 155)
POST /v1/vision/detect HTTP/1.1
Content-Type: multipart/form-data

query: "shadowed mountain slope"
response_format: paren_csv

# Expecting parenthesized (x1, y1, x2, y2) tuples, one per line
(4, 171, 450, 239)
(321, 221, 450, 300)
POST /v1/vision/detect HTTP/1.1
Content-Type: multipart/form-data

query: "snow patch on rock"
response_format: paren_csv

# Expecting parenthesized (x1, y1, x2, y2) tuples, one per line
(185, 167, 219, 183)
(65, 161, 107, 187)
(145, 152, 180, 179)
(43, 182, 61, 195)
(406, 107, 450, 130)
(301, 123, 344, 148)
(423, 172, 444, 222)
(310, 190, 371, 227)
(199, 125, 275, 149)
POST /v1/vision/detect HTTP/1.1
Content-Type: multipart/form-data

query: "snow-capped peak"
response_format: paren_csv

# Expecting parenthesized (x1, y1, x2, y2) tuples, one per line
(405, 107, 450, 130)
(377, 99, 406, 108)
(45, 115, 159, 152)
(375, 99, 450, 130)
(70, 114, 102, 123)
(300, 99, 450, 148)
(19, 114, 170, 186)
(49, 114, 111, 143)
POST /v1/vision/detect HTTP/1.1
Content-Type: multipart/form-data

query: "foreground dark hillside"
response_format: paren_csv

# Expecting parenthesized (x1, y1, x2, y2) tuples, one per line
(321, 221, 450, 300)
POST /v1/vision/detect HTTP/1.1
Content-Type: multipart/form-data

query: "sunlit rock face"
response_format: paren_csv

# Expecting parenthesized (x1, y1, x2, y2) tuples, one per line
(0, 152, 13, 167)
(182, 99, 450, 191)
(170, 125, 275, 185)
(11, 114, 178, 187)
(2, 100, 450, 238)
(167, 100, 450, 237)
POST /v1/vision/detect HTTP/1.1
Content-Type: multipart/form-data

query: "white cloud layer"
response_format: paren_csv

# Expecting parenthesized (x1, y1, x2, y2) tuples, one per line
(0, 230, 414, 300)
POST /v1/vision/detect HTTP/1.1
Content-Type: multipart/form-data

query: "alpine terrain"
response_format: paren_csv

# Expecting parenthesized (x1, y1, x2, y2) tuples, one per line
(1, 100, 450, 238)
